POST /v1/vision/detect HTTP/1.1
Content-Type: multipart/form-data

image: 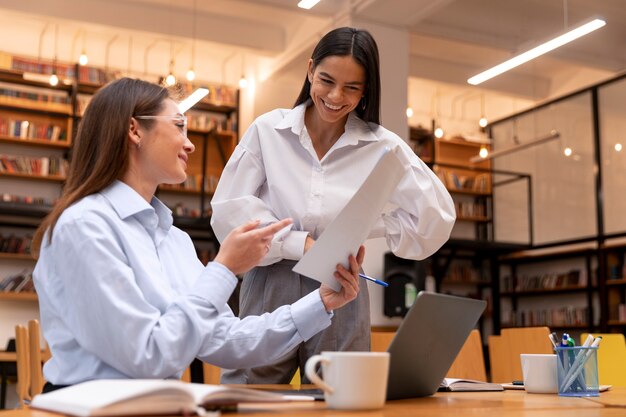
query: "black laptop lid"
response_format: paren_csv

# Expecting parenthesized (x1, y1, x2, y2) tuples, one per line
(386, 291, 486, 400)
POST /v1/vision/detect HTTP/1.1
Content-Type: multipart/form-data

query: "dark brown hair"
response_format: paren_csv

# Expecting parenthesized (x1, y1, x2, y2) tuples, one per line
(32, 78, 169, 256)
(294, 26, 381, 124)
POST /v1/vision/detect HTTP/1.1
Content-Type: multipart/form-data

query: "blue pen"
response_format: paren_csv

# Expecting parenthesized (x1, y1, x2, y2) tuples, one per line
(359, 273, 389, 287)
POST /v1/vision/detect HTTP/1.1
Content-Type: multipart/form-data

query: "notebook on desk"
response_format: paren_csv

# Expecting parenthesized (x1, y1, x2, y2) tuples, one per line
(385, 291, 486, 400)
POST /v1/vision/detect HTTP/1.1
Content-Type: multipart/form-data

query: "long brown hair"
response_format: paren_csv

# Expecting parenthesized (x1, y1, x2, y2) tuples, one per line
(32, 78, 169, 257)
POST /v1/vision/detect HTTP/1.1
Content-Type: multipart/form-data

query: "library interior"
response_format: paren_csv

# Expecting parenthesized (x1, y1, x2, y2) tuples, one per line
(1, 0, 626, 414)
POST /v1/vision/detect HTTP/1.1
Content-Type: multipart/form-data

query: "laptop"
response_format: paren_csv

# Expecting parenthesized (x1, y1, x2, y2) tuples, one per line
(386, 291, 486, 400)
(271, 291, 485, 401)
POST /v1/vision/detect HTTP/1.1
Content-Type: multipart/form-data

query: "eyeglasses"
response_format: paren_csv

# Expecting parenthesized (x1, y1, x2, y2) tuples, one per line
(134, 115, 188, 137)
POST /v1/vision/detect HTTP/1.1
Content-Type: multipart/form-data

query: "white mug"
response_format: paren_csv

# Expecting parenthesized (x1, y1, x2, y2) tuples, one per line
(304, 351, 390, 410)
(520, 354, 558, 394)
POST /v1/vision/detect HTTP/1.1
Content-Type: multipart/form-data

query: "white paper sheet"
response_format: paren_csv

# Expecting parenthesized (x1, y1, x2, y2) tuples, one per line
(292, 148, 405, 291)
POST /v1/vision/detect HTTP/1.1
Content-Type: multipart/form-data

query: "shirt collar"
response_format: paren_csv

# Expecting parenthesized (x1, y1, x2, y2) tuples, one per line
(274, 101, 379, 144)
(101, 180, 173, 231)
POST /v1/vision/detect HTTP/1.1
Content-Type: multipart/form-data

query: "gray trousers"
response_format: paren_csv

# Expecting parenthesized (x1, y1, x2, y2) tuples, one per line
(221, 259, 371, 384)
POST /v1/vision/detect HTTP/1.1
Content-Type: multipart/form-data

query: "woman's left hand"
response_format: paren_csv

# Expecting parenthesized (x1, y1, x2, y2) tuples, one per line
(319, 246, 365, 312)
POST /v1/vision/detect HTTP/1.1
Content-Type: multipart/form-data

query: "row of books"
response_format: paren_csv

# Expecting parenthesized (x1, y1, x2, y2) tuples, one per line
(159, 174, 220, 194)
(78, 66, 120, 85)
(502, 306, 589, 327)
(0, 154, 69, 176)
(0, 234, 32, 254)
(0, 86, 70, 105)
(0, 270, 35, 293)
(170, 202, 212, 219)
(434, 167, 490, 193)
(1, 193, 55, 206)
(500, 269, 587, 293)
(0, 118, 68, 141)
(181, 83, 237, 108)
(187, 111, 228, 132)
(616, 304, 626, 322)
(455, 201, 487, 218)
(10, 55, 76, 78)
(442, 264, 488, 284)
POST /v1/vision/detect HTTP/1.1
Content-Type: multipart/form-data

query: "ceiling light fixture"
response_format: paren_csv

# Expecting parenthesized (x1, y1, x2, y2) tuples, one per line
(406, 107, 414, 118)
(298, 0, 321, 10)
(179, 88, 209, 113)
(50, 24, 59, 86)
(79, 30, 89, 66)
(238, 53, 248, 89)
(186, 0, 197, 82)
(468, 18, 606, 85)
(470, 130, 560, 163)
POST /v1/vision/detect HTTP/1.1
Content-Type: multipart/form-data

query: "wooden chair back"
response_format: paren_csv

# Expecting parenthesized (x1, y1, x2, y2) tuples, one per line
(446, 329, 487, 381)
(581, 333, 626, 387)
(371, 330, 396, 352)
(14, 324, 30, 408)
(28, 320, 45, 397)
(489, 327, 552, 382)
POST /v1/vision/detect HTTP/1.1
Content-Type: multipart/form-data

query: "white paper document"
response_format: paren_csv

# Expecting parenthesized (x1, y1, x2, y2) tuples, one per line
(293, 148, 405, 291)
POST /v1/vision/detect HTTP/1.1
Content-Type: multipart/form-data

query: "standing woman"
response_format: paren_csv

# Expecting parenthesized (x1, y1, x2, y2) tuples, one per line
(212, 27, 455, 384)
(31, 78, 362, 390)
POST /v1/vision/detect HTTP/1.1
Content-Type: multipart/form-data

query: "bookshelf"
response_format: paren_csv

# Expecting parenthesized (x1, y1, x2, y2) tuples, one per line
(0, 53, 240, 322)
(410, 127, 492, 240)
(497, 245, 598, 334)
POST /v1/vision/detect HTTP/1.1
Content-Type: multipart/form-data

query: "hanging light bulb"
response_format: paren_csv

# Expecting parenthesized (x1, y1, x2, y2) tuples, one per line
(49, 72, 59, 86)
(79, 50, 89, 66)
(479, 146, 489, 159)
(434, 127, 444, 138)
(479, 117, 488, 128)
(564, 147, 573, 157)
(615, 143, 622, 152)
(238, 75, 248, 89)
(187, 0, 197, 82)
(406, 107, 414, 118)
(165, 58, 176, 86)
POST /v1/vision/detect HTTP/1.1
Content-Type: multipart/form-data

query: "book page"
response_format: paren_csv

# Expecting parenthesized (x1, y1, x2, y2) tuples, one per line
(292, 148, 405, 291)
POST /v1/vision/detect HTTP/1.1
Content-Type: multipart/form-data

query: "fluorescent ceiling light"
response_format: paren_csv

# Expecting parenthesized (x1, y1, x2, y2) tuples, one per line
(178, 88, 209, 113)
(298, 0, 321, 10)
(468, 18, 606, 85)
(469, 130, 560, 163)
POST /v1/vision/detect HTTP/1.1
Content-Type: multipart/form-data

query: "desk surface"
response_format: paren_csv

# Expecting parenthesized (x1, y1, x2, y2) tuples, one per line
(0, 386, 625, 417)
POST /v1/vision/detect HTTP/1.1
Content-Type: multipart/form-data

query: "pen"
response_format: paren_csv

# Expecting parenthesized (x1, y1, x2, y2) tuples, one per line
(359, 273, 389, 287)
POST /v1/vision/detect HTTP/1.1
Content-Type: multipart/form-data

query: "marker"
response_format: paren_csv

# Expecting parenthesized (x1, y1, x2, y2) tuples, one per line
(359, 273, 389, 287)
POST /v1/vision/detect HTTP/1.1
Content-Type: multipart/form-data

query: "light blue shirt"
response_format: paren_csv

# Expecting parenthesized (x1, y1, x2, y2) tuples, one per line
(33, 180, 332, 385)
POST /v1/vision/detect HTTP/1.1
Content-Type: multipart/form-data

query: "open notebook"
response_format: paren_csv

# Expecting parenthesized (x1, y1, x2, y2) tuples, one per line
(30, 379, 314, 416)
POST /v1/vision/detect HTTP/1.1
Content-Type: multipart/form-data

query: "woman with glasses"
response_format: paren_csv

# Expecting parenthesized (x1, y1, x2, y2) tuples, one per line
(212, 27, 455, 384)
(31, 77, 363, 391)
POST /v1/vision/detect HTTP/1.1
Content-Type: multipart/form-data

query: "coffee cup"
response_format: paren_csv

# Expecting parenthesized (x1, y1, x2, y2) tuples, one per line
(304, 351, 389, 410)
(520, 353, 558, 394)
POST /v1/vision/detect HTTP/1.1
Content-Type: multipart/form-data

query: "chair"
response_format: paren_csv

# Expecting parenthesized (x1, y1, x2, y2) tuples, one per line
(371, 330, 396, 352)
(14, 320, 50, 407)
(446, 329, 487, 381)
(489, 327, 552, 382)
(14, 324, 30, 408)
(581, 333, 626, 387)
(202, 363, 221, 385)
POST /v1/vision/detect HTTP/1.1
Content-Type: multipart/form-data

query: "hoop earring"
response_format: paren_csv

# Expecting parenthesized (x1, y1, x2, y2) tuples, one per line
(360, 97, 366, 111)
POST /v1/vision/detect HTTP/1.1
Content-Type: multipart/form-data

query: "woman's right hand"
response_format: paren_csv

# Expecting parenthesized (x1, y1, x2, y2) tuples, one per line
(214, 218, 292, 275)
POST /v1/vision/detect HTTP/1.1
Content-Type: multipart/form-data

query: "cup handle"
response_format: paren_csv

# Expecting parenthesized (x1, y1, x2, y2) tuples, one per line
(304, 354, 334, 394)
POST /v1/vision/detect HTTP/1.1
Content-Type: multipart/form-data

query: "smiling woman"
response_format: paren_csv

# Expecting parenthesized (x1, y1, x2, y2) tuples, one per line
(211, 27, 456, 385)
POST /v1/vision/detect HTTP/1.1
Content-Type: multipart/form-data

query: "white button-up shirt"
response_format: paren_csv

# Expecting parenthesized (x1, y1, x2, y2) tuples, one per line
(211, 104, 455, 265)
(33, 180, 331, 385)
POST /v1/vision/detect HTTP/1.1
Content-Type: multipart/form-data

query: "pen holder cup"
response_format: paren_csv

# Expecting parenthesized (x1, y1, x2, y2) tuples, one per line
(555, 346, 599, 397)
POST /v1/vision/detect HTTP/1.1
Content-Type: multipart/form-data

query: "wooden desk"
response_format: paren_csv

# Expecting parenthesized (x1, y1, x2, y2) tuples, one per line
(0, 387, 624, 416)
